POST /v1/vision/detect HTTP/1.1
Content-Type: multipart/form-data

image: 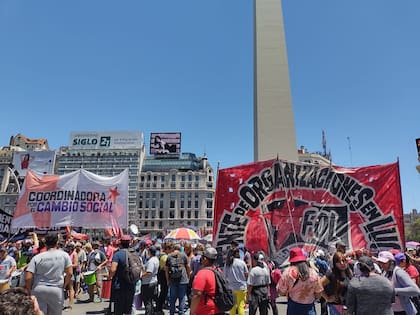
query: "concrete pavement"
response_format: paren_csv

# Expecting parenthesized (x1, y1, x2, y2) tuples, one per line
(64, 293, 321, 315)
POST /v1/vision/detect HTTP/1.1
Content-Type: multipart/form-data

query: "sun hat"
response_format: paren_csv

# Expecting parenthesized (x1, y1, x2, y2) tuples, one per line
(288, 247, 307, 263)
(375, 251, 395, 263)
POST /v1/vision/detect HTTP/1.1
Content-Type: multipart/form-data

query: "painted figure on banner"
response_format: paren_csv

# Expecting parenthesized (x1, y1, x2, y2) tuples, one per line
(214, 160, 404, 265)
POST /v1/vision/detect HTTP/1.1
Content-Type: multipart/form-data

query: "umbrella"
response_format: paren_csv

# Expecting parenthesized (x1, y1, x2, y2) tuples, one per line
(164, 227, 201, 241)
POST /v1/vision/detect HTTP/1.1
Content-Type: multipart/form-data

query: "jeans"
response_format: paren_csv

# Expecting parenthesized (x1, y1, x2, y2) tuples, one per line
(142, 282, 158, 315)
(287, 298, 316, 315)
(169, 282, 187, 315)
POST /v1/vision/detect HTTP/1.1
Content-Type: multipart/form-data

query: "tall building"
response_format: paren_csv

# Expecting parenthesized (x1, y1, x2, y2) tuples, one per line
(0, 134, 51, 216)
(254, 0, 297, 162)
(55, 131, 145, 225)
(137, 153, 215, 234)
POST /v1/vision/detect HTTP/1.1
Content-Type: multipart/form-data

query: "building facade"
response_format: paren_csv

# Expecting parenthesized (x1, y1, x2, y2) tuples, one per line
(55, 131, 146, 225)
(137, 153, 215, 234)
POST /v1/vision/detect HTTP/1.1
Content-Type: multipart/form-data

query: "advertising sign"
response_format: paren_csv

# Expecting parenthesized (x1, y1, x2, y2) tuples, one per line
(150, 132, 181, 155)
(416, 138, 420, 159)
(12, 151, 56, 177)
(70, 131, 143, 149)
(11, 169, 129, 229)
(213, 159, 404, 265)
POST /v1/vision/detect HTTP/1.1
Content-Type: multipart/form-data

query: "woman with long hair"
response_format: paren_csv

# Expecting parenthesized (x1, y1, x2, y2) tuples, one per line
(277, 248, 323, 315)
(320, 251, 353, 315)
(224, 248, 248, 315)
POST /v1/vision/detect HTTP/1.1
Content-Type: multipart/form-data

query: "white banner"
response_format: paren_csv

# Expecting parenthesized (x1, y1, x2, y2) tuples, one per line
(11, 169, 129, 229)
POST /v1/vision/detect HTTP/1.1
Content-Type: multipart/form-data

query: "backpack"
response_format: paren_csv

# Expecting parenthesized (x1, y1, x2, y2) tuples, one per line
(206, 267, 235, 312)
(122, 249, 143, 284)
(167, 254, 184, 282)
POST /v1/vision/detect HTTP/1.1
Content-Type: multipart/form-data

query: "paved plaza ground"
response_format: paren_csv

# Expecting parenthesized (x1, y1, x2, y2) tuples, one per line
(64, 292, 321, 315)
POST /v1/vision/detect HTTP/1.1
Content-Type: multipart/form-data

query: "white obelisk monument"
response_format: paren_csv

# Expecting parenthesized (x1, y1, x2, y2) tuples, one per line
(254, 0, 298, 162)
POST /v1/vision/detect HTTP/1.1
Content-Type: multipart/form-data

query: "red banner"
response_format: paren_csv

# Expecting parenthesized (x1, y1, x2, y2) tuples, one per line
(213, 159, 404, 264)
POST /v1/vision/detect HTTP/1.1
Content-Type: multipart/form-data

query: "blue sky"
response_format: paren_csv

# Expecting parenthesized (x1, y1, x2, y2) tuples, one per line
(0, 1, 419, 213)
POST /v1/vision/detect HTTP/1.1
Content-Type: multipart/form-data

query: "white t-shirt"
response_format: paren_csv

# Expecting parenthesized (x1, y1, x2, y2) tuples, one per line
(27, 249, 72, 288)
(0, 255, 16, 280)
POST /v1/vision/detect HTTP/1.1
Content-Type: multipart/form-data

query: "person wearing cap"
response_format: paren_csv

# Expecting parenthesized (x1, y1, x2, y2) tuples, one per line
(109, 234, 138, 315)
(25, 232, 72, 315)
(246, 252, 270, 315)
(0, 245, 16, 292)
(63, 242, 77, 310)
(376, 250, 396, 280)
(346, 255, 394, 315)
(190, 247, 222, 315)
(277, 247, 323, 315)
(391, 252, 420, 315)
(399, 253, 419, 286)
(141, 245, 159, 315)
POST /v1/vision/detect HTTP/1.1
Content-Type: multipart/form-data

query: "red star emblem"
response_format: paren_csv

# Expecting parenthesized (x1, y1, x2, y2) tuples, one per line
(108, 186, 120, 203)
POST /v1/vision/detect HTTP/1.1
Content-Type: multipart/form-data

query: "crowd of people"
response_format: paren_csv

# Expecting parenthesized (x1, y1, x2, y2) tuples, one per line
(2, 232, 420, 315)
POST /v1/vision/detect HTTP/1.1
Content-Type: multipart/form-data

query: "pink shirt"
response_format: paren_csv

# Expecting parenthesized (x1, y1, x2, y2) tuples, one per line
(277, 265, 323, 304)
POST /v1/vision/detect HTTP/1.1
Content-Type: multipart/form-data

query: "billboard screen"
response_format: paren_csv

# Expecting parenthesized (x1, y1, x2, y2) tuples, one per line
(416, 138, 420, 159)
(70, 131, 144, 149)
(12, 150, 56, 177)
(150, 132, 181, 155)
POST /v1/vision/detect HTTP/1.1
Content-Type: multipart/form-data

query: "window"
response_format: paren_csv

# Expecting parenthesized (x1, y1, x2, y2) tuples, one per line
(147, 174, 151, 181)
(195, 175, 199, 181)
(138, 200, 143, 208)
(170, 192, 176, 199)
(194, 182, 199, 188)
(181, 175, 185, 181)
(145, 221, 148, 227)
(207, 200, 213, 208)
(180, 211, 185, 218)
(169, 210, 175, 218)
(206, 221, 212, 227)
(170, 200, 175, 208)
(144, 210, 149, 219)
(151, 221, 155, 227)
(152, 200, 156, 208)
(180, 200, 184, 208)
(146, 192, 150, 198)
(195, 200, 199, 208)
(145, 200, 150, 208)
(171, 174, 176, 181)
(161, 175, 165, 182)
(159, 200, 164, 208)
(195, 210, 199, 218)
(207, 210, 212, 218)
(207, 193, 212, 198)
(153, 175, 157, 181)
(187, 211, 191, 219)
(188, 174, 192, 181)
(159, 211, 163, 218)
(187, 200, 192, 208)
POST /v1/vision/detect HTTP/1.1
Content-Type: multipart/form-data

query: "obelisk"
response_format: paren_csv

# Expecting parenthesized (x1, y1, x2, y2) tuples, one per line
(254, 0, 297, 161)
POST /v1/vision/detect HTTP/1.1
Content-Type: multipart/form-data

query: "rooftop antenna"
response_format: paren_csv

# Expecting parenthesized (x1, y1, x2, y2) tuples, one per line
(322, 130, 327, 157)
(347, 136, 353, 166)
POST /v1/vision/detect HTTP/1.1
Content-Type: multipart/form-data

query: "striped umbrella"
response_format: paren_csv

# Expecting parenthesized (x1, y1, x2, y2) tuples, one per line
(164, 227, 201, 241)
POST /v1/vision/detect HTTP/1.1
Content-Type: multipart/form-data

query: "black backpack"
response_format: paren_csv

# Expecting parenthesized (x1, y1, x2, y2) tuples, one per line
(122, 249, 143, 284)
(205, 267, 235, 312)
(167, 254, 184, 282)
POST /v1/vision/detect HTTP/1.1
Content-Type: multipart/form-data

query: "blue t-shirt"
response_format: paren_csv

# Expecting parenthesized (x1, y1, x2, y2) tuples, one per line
(112, 249, 136, 290)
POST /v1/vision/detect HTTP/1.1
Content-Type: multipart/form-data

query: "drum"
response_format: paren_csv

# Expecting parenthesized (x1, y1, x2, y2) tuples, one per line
(0, 279, 10, 292)
(83, 271, 97, 285)
(101, 278, 111, 299)
(10, 271, 21, 287)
